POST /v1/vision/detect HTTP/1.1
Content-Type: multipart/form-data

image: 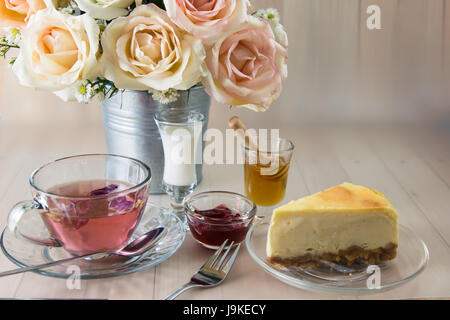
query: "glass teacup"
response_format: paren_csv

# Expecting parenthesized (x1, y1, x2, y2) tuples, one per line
(7, 154, 151, 256)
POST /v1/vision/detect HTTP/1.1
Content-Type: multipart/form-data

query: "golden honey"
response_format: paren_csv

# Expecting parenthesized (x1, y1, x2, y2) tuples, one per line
(244, 158, 290, 206)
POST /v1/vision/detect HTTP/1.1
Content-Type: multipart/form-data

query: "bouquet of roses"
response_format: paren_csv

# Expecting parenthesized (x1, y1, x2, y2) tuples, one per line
(0, 0, 287, 111)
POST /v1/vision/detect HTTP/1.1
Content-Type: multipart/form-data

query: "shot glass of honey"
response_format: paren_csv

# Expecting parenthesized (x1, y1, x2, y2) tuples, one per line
(243, 138, 294, 214)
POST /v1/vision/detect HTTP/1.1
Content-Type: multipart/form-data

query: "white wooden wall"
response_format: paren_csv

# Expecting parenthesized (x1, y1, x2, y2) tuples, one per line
(1, 0, 450, 129)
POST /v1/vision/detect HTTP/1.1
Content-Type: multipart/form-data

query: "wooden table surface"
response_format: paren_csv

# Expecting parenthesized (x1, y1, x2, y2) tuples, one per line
(1, 62, 450, 300)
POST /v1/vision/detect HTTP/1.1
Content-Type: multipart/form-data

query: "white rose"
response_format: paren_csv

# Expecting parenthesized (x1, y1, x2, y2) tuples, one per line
(73, 0, 134, 20)
(12, 8, 100, 95)
(100, 4, 206, 91)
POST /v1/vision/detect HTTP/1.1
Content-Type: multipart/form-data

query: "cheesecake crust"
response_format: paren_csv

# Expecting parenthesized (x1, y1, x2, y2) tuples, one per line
(268, 242, 397, 267)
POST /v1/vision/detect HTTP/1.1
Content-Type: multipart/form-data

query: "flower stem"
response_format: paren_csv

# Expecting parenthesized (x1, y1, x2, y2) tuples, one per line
(0, 43, 19, 49)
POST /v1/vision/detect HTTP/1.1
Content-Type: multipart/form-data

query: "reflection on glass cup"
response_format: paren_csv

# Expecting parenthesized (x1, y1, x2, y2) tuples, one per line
(243, 138, 294, 207)
(7, 154, 151, 256)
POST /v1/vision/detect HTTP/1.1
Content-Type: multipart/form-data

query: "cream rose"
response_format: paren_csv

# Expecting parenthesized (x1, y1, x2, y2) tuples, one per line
(12, 8, 100, 96)
(100, 4, 206, 91)
(164, 0, 248, 43)
(0, 0, 52, 28)
(202, 16, 288, 112)
(73, 0, 134, 20)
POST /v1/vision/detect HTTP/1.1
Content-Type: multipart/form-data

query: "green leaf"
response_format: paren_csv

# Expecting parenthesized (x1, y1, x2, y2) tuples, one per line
(150, 0, 165, 10)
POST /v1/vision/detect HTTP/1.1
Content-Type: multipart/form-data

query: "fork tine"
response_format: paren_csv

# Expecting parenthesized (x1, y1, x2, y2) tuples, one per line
(201, 239, 229, 269)
(215, 241, 235, 270)
(221, 243, 241, 273)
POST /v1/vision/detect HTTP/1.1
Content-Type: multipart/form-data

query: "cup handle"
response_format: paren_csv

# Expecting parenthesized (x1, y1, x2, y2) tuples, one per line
(7, 200, 62, 247)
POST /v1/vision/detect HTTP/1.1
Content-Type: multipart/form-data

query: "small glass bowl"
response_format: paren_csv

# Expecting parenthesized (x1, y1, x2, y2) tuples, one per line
(184, 191, 257, 249)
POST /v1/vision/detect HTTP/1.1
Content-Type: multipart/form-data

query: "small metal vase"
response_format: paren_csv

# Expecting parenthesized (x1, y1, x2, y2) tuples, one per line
(101, 87, 211, 194)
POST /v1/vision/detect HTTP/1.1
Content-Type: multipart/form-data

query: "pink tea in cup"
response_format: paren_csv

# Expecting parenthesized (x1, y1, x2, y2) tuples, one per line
(41, 179, 148, 256)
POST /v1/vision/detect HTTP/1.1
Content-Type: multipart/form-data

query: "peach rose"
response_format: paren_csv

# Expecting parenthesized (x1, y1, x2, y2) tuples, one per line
(202, 16, 288, 112)
(101, 4, 206, 91)
(0, 0, 51, 28)
(12, 8, 100, 95)
(164, 0, 248, 43)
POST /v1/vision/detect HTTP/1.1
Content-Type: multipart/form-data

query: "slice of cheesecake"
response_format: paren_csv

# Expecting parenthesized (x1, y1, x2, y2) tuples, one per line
(267, 183, 399, 267)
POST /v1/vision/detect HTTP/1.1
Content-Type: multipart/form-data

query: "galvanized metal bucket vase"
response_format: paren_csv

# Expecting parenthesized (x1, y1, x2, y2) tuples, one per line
(102, 87, 211, 194)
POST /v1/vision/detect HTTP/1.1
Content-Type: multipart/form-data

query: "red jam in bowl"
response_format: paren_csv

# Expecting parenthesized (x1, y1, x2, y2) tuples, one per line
(187, 204, 253, 247)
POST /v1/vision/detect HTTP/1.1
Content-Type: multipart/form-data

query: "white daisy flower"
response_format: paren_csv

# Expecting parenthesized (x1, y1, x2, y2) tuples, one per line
(266, 8, 280, 22)
(148, 88, 180, 104)
(254, 9, 268, 19)
(75, 80, 94, 104)
(5, 28, 20, 45)
(254, 8, 280, 22)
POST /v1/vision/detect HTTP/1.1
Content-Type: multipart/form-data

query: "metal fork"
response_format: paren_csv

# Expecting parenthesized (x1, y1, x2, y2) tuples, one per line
(164, 239, 241, 300)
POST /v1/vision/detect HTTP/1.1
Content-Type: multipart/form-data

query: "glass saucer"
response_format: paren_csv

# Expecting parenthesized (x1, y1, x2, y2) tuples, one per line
(246, 221, 429, 295)
(0, 203, 185, 279)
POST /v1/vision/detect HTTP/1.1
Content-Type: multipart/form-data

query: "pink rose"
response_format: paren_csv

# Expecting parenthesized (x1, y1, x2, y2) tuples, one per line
(202, 16, 288, 112)
(164, 0, 248, 43)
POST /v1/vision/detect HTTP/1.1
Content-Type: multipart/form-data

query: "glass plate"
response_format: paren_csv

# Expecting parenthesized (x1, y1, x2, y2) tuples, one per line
(0, 203, 185, 279)
(245, 221, 429, 295)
